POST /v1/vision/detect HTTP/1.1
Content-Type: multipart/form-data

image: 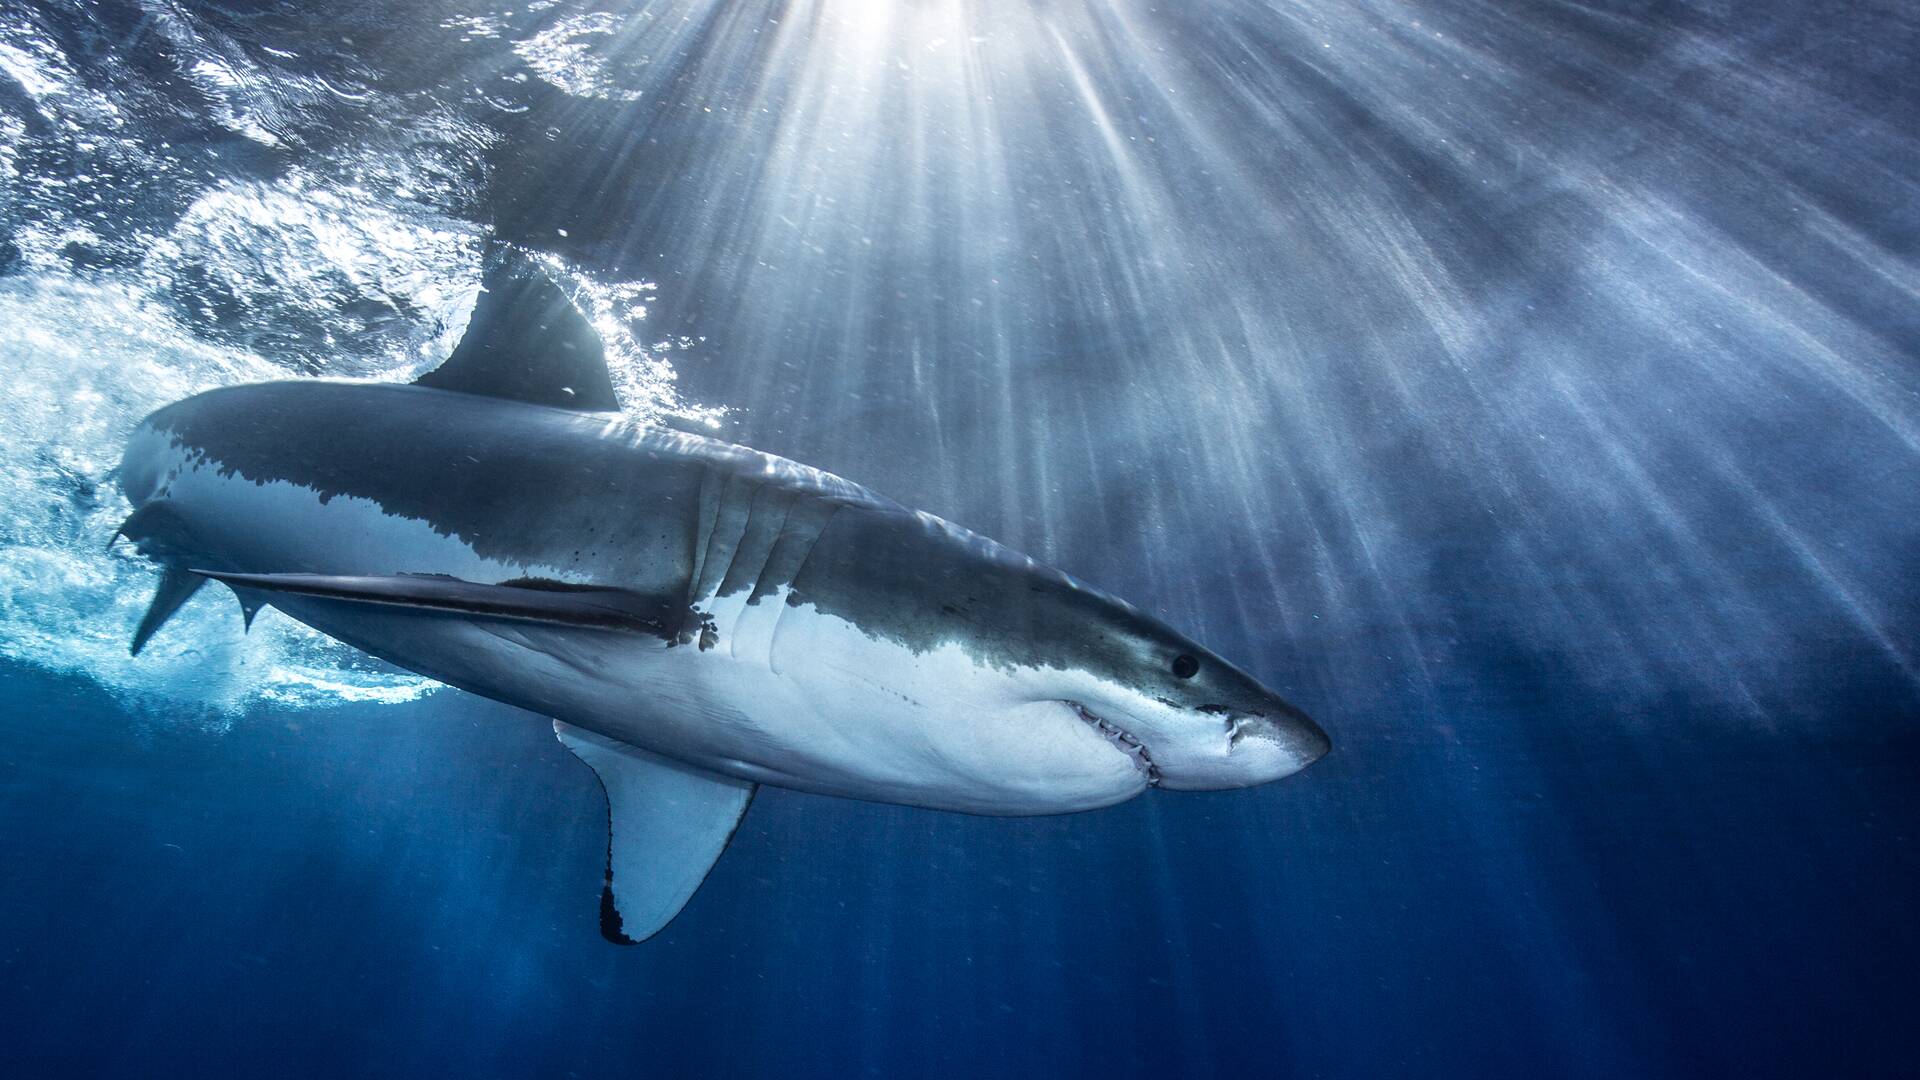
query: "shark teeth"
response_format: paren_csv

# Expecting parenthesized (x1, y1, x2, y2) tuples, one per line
(1068, 701, 1160, 786)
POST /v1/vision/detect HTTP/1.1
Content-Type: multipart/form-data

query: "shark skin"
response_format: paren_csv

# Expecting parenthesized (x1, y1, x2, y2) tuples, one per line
(116, 250, 1330, 942)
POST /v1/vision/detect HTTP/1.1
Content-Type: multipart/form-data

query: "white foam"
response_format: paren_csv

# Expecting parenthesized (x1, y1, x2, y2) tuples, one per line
(0, 276, 441, 721)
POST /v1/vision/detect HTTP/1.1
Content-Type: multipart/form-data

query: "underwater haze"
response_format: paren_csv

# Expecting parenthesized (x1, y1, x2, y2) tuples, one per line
(2, 0, 1917, 1076)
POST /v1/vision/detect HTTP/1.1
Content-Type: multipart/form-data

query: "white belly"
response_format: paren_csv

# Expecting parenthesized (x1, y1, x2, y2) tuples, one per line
(284, 593, 1147, 816)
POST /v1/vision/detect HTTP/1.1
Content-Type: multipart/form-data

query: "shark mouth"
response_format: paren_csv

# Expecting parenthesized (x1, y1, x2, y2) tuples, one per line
(1068, 701, 1161, 786)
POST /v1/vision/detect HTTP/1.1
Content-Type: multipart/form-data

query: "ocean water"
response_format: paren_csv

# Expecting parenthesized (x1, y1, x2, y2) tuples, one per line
(2, 1, 1917, 1076)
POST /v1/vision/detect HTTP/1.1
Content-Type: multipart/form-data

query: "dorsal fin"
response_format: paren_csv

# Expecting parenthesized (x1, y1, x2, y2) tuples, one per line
(414, 245, 621, 411)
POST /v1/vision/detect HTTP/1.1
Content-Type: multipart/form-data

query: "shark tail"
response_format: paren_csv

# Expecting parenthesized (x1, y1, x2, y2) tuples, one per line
(130, 567, 205, 656)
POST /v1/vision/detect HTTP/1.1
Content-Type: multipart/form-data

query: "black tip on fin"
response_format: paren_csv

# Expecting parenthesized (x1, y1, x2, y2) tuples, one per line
(413, 244, 622, 412)
(599, 881, 636, 945)
(131, 568, 205, 656)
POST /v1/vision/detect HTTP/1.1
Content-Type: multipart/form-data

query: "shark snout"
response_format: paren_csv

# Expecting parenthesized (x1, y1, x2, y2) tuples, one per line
(1236, 708, 1330, 779)
(1171, 701, 1327, 789)
(1109, 698, 1328, 792)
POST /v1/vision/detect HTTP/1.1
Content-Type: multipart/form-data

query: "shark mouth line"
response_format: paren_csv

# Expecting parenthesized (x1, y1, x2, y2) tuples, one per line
(1068, 701, 1161, 786)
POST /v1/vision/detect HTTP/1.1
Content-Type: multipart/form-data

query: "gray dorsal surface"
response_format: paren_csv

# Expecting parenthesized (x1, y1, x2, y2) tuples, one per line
(552, 720, 757, 943)
(414, 246, 621, 412)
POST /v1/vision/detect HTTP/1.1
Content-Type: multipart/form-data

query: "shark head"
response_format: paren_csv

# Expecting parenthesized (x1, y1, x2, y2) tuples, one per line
(1038, 611, 1330, 793)
(982, 571, 1329, 794)
(790, 508, 1330, 799)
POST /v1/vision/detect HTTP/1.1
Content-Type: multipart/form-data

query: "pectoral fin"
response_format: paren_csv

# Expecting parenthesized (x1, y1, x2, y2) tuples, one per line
(553, 720, 756, 944)
(130, 567, 205, 656)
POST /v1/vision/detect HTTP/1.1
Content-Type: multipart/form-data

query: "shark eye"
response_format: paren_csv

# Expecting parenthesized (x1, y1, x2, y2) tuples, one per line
(1171, 654, 1199, 679)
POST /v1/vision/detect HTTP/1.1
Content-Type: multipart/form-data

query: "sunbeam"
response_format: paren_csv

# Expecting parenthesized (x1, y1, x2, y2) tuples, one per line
(484, 0, 1920, 729)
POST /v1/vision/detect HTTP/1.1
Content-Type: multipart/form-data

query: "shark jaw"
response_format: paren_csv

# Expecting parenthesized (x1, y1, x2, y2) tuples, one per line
(1066, 700, 1162, 787)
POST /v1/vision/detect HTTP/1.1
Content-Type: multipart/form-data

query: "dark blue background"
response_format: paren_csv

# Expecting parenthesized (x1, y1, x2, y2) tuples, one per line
(5, 651, 1915, 1077)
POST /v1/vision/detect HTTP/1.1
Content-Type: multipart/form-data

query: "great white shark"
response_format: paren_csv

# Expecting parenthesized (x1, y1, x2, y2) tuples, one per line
(114, 250, 1329, 943)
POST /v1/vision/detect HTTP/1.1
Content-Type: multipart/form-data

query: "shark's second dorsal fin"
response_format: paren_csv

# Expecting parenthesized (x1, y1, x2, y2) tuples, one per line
(414, 246, 621, 412)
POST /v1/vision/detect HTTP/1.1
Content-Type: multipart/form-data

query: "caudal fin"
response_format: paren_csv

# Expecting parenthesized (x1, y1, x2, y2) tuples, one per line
(130, 567, 205, 656)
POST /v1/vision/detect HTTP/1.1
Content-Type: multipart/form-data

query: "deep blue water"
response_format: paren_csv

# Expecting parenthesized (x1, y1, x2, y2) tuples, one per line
(3, 0, 1919, 1076)
(5, 656, 1916, 1077)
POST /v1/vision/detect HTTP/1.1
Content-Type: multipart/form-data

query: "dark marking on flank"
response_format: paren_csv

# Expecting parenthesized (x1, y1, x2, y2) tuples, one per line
(666, 607, 719, 650)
